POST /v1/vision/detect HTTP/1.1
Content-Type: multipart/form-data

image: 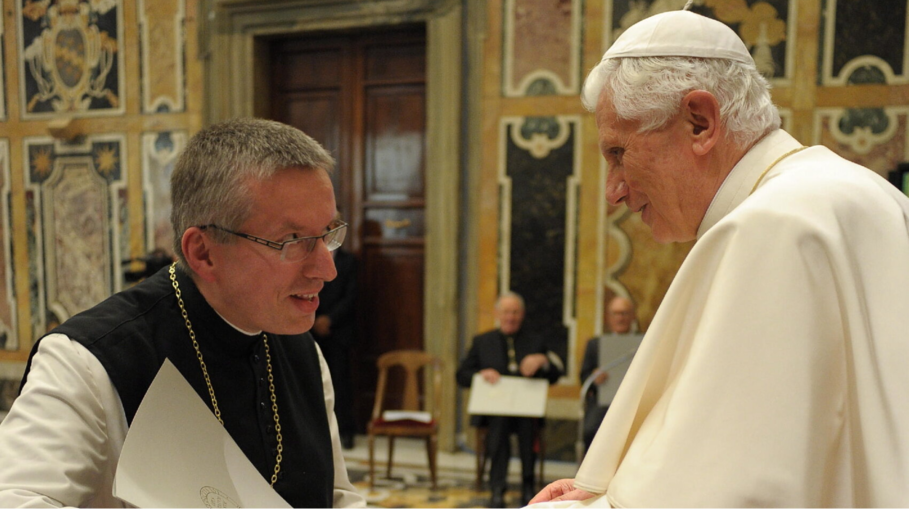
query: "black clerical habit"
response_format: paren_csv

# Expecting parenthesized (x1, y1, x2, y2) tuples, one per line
(21, 266, 334, 508)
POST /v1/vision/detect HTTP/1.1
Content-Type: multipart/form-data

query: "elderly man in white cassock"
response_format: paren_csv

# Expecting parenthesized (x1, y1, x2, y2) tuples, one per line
(529, 5, 909, 509)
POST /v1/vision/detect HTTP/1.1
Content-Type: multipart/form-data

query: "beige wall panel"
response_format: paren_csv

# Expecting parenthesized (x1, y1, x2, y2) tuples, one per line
(139, 0, 186, 113)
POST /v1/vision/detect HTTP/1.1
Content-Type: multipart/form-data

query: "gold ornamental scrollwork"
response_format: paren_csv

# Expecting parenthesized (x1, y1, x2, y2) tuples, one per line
(22, 0, 120, 113)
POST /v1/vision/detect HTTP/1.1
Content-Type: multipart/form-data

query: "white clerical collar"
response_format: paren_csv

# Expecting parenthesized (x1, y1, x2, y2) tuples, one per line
(213, 308, 262, 336)
(697, 129, 803, 239)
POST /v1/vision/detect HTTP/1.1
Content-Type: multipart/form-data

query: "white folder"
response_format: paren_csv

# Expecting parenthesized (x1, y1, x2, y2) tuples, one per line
(113, 359, 291, 508)
(466, 373, 549, 418)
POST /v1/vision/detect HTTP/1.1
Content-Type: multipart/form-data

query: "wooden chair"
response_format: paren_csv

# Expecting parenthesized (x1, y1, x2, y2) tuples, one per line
(474, 419, 546, 490)
(367, 350, 443, 489)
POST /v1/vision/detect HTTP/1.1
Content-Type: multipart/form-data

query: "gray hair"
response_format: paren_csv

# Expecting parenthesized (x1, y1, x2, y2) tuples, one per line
(170, 117, 335, 266)
(581, 56, 780, 147)
(495, 291, 526, 311)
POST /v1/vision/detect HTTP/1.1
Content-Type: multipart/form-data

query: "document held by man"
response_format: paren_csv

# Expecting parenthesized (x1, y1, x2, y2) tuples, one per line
(113, 359, 291, 508)
(466, 373, 549, 417)
(597, 333, 645, 407)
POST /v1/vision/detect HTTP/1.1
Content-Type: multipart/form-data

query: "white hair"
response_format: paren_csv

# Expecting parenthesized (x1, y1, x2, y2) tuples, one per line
(495, 291, 525, 311)
(581, 56, 781, 147)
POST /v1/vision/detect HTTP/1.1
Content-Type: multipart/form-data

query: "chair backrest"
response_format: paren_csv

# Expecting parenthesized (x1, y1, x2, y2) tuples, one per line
(371, 350, 443, 422)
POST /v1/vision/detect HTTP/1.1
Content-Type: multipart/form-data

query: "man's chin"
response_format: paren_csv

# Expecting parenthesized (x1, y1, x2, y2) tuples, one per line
(649, 225, 695, 244)
(271, 317, 315, 336)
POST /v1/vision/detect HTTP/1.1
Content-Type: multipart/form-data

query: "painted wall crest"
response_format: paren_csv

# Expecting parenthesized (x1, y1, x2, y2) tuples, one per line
(22, 0, 119, 113)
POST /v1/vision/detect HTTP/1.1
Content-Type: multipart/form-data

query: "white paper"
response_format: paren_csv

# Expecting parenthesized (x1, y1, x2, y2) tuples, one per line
(382, 410, 432, 423)
(596, 333, 645, 407)
(113, 359, 291, 508)
(466, 373, 548, 417)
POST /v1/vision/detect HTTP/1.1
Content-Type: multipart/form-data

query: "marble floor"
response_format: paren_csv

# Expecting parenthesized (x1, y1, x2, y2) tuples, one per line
(342, 435, 580, 508)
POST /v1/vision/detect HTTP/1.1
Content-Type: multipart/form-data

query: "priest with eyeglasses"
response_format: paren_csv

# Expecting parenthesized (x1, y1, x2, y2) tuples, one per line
(0, 118, 366, 508)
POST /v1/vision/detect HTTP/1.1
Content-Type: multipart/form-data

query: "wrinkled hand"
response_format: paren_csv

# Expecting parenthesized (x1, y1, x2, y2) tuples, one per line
(480, 368, 500, 384)
(520, 353, 548, 377)
(528, 479, 596, 505)
(313, 316, 332, 336)
(594, 370, 609, 385)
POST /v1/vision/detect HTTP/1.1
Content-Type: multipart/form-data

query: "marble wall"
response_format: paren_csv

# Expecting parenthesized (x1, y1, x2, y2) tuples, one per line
(0, 0, 202, 389)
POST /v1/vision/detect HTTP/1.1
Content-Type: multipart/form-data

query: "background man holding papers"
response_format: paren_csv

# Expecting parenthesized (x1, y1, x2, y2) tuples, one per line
(530, 4, 909, 507)
(0, 118, 365, 508)
(457, 292, 563, 508)
(578, 296, 637, 454)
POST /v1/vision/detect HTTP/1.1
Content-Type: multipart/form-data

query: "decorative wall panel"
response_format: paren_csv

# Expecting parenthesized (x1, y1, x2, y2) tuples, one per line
(503, 0, 582, 96)
(19, 0, 125, 118)
(605, 0, 796, 83)
(0, 141, 15, 351)
(25, 135, 127, 337)
(820, 0, 908, 85)
(814, 107, 909, 177)
(499, 115, 581, 369)
(142, 131, 186, 256)
(138, 0, 186, 113)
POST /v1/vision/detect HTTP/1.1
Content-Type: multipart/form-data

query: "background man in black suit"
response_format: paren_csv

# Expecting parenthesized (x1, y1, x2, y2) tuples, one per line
(312, 244, 358, 449)
(456, 292, 563, 507)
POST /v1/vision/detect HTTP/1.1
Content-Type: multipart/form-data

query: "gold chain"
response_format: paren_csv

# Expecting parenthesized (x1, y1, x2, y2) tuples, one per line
(169, 263, 283, 486)
(749, 146, 809, 195)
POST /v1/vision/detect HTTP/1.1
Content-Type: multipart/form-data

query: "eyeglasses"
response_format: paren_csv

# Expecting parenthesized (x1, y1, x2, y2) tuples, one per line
(200, 221, 347, 262)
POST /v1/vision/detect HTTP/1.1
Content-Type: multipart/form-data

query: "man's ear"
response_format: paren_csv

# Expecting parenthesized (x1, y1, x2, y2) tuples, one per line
(181, 227, 217, 282)
(681, 90, 722, 156)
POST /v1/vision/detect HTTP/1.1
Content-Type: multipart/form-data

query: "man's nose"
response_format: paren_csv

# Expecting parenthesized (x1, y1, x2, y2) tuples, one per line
(309, 240, 338, 282)
(605, 173, 628, 206)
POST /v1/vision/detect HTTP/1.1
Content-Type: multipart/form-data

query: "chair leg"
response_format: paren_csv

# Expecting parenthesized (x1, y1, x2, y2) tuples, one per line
(387, 436, 396, 479)
(426, 435, 438, 490)
(538, 424, 546, 490)
(476, 427, 487, 491)
(368, 433, 376, 489)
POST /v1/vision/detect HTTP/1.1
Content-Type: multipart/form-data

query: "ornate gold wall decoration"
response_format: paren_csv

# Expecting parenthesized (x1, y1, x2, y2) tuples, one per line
(815, 107, 909, 176)
(606, 1, 797, 83)
(19, 0, 124, 117)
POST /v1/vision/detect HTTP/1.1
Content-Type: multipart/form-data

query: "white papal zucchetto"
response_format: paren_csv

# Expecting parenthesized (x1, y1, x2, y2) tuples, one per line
(602, 10, 754, 65)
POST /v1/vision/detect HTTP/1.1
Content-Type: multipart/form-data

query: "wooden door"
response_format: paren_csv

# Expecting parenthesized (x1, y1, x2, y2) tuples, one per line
(270, 26, 426, 431)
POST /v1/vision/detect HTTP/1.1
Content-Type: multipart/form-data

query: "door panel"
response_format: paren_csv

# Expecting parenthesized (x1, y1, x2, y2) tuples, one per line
(270, 26, 426, 432)
(364, 43, 426, 82)
(365, 87, 426, 201)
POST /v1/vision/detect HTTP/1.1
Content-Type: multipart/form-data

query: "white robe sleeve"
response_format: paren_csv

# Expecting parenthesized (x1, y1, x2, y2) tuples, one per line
(313, 343, 366, 508)
(0, 334, 128, 508)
